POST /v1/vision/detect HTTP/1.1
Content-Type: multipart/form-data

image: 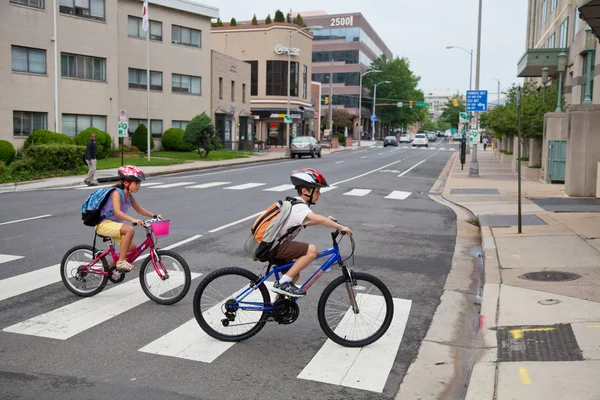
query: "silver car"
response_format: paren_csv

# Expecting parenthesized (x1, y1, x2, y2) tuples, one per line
(290, 136, 322, 158)
(412, 133, 429, 147)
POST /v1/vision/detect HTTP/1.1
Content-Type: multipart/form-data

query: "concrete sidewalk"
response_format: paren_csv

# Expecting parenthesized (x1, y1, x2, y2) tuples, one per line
(444, 146, 600, 399)
(0, 143, 373, 194)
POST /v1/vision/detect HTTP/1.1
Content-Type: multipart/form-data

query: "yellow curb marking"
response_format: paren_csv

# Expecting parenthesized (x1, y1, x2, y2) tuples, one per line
(586, 325, 600, 328)
(519, 368, 531, 384)
(510, 327, 556, 339)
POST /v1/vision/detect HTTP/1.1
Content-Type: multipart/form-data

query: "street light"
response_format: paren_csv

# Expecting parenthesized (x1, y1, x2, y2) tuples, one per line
(493, 78, 500, 107)
(358, 69, 382, 146)
(371, 80, 391, 141)
(583, 29, 596, 104)
(285, 25, 322, 156)
(446, 46, 473, 90)
(555, 52, 567, 112)
(542, 66, 549, 102)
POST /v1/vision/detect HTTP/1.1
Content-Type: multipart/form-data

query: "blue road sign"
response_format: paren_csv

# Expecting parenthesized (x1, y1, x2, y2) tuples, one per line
(370, 115, 377, 122)
(466, 90, 488, 112)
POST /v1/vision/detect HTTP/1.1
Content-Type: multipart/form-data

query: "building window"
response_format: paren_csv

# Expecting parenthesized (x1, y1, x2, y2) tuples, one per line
(61, 53, 106, 81)
(150, 120, 163, 139)
(172, 73, 201, 95)
(10, 0, 44, 9)
(11, 46, 46, 74)
(331, 94, 359, 108)
(581, 52, 595, 104)
(541, 0, 548, 24)
(245, 60, 258, 96)
(128, 16, 162, 41)
(312, 72, 360, 86)
(551, 0, 557, 11)
(266, 60, 298, 96)
(128, 118, 161, 137)
(231, 80, 235, 102)
(172, 25, 201, 48)
(548, 33, 555, 48)
(219, 77, 223, 99)
(13, 111, 47, 137)
(62, 114, 106, 137)
(128, 68, 162, 90)
(59, 0, 104, 21)
(172, 120, 189, 130)
(559, 18, 569, 47)
(574, 8, 580, 41)
(302, 65, 308, 99)
(242, 83, 246, 103)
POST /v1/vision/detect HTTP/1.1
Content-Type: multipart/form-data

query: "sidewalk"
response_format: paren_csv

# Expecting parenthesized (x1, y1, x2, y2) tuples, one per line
(444, 146, 600, 399)
(0, 142, 372, 193)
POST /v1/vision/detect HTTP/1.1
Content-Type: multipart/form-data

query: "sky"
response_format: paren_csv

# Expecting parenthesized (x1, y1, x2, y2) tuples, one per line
(200, 0, 528, 97)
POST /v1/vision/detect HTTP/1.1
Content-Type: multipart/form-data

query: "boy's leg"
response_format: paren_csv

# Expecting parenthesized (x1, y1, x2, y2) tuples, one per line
(272, 242, 317, 297)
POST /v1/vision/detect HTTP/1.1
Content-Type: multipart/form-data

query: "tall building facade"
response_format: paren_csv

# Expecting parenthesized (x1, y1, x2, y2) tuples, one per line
(303, 12, 393, 139)
(2, 0, 218, 148)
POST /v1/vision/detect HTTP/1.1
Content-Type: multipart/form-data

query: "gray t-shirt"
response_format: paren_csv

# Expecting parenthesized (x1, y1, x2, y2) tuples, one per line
(275, 197, 312, 242)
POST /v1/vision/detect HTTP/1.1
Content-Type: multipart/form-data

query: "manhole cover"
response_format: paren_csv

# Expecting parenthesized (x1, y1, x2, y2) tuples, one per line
(362, 223, 396, 228)
(519, 271, 582, 282)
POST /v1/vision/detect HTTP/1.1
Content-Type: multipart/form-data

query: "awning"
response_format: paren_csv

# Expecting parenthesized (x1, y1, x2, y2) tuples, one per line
(579, 0, 600, 39)
(250, 108, 312, 120)
(516, 48, 569, 77)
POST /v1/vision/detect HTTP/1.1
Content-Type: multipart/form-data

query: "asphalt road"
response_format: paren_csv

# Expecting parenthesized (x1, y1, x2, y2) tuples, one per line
(0, 139, 459, 400)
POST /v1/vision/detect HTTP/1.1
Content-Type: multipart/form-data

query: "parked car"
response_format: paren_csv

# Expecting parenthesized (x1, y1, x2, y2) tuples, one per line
(399, 134, 411, 143)
(412, 133, 429, 147)
(426, 132, 436, 142)
(290, 136, 321, 158)
(383, 136, 399, 147)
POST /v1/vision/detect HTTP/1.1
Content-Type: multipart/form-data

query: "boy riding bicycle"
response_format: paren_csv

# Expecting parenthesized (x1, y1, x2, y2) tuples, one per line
(271, 168, 353, 298)
(95, 165, 162, 272)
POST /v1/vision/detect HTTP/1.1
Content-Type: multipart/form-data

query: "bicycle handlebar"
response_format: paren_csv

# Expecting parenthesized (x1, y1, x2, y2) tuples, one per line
(132, 217, 162, 227)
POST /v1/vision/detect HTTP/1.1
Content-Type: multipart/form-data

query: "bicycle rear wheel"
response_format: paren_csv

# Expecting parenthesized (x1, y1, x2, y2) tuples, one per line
(60, 244, 108, 297)
(317, 272, 394, 347)
(139, 249, 191, 305)
(193, 267, 272, 342)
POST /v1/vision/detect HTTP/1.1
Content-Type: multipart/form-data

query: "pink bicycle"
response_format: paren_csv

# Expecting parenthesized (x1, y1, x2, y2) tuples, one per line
(60, 218, 191, 305)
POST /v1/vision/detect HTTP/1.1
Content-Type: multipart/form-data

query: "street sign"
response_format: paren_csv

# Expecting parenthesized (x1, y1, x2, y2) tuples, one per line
(469, 130, 479, 144)
(450, 128, 457, 134)
(459, 112, 469, 123)
(284, 114, 293, 123)
(370, 115, 377, 122)
(119, 109, 127, 123)
(466, 90, 488, 112)
(117, 121, 128, 138)
(397, 102, 403, 107)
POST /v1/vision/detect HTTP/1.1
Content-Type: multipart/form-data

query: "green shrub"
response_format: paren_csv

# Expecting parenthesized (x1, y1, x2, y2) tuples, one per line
(9, 158, 34, 173)
(24, 130, 73, 149)
(0, 140, 16, 164)
(25, 144, 86, 171)
(0, 161, 7, 176)
(338, 133, 346, 146)
(183, 113, 222, 158)
(131, 124, 155, 153)
(73, 127, 112, 159)
(162, 128, 195, 151)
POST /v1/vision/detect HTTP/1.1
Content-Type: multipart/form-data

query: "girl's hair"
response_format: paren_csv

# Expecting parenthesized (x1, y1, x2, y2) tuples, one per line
(112, 180, 127, 189)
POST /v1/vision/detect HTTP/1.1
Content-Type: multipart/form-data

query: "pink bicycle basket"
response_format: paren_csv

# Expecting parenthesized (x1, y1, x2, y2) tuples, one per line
(150, 219, 171, 237)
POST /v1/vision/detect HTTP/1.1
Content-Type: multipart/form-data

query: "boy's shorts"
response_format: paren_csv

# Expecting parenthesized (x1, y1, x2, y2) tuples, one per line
(95, 220, 124, 244)
(272, 241, 310, 266)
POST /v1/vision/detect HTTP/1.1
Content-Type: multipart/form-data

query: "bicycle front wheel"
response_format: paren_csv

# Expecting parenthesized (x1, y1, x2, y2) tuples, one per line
(139, 249, 191, 305)
(318, 272, 394, 347)
(60, 244, 108, 297)
(193, 267, 272, 342)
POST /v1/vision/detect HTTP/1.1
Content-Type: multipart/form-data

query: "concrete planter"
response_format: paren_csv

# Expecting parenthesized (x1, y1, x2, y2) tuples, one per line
(500, 153, 513, 163)
(521, 165, 541, 180)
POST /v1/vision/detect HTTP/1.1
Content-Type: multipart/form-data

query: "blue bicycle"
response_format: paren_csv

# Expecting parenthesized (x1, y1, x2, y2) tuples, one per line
(193, 230, 394, 347)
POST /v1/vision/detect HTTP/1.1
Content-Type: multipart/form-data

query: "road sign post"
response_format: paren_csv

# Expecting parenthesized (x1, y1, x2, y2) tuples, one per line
(284, 114, 293, 124)
(118, 120, 128, 166)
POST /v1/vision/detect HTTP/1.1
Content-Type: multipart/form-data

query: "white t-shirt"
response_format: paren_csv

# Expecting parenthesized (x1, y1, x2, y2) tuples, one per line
(275, 197, 312, 242)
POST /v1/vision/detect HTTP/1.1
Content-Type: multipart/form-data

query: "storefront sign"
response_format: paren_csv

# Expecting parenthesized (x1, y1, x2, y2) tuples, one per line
(274, 44, 300, 56)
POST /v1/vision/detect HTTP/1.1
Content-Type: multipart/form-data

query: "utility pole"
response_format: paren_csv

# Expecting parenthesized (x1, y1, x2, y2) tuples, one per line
(470, 0, 482, 176)
(328, 59, 333, 138)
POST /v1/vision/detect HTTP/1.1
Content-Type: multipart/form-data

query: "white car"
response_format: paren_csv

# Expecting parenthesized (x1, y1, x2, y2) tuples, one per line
(399, 134, 411, 143)
(412, 133, 428, 147)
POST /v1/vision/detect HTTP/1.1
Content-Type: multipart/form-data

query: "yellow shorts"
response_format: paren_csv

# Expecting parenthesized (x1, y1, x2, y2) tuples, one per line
(95, 220, 124, 244)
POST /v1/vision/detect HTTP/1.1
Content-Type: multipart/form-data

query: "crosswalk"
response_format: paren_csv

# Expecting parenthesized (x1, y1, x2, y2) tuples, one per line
(375, 145, 457, 151)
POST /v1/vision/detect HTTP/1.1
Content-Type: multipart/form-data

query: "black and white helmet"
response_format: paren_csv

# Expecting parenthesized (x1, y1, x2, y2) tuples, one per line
(290, 168, 329, 188)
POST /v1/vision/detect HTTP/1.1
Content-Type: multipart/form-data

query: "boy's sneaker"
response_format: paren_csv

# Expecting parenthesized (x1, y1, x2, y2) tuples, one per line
(272, 281, 306, 297)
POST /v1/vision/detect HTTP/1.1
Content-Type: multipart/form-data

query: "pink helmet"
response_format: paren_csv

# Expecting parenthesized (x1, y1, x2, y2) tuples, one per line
(118, 165, 146, 181)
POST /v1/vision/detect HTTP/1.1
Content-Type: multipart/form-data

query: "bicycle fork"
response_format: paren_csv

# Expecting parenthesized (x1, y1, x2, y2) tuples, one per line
(341, 264, 360, 314)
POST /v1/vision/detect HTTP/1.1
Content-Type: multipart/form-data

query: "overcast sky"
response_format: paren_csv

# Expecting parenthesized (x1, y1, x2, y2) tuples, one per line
(201, 0, 528, 97)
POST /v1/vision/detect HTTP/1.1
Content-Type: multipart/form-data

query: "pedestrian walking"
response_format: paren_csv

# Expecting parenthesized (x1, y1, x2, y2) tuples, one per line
(483, 136, 488, 151)
(84, 133, 98, 186)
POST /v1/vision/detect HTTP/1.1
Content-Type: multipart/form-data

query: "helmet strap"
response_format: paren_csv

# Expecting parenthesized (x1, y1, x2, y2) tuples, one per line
(306, 187, 316, 206)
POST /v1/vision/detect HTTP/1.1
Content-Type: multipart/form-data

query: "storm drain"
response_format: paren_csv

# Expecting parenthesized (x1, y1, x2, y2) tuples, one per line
(519, 271, 582, 282)
(497, 324, 584, 362)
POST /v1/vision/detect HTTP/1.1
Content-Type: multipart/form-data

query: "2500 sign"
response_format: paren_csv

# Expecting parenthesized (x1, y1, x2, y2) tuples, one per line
(331, 16, 354, 27)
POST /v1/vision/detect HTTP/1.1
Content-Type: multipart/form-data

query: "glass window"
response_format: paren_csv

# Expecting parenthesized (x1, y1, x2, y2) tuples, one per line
(312, 72, 360, 86)
(245, 60, 258, 96)
(10, 0, 44, 9)
(231, 80, 235, 102)
(303, 65, 308, 99)
(551, 0, 557, 10)
(331, 94, 358, 108)
(12, 46, 46, 74)
(541, 0, 548, 24)
(61, 114, 106, 137)
(61, 53, 105, 81)
(219, 77, 223, 99)
(127, 16, 162, 41)
(13, 111, 47, 136)
(150, 120, 162, 139)
(59, 0, 104, 21)
(559, 18, 569, 47)
(129, 69, 162, 90)
(266, 61, 298, 96)
(548, 33, 555, 48)
(242, 83, 246, 103)
(172, 25, 201, 48)
(574, 8, 580, 42)
(172, 73, 201, 95)
(172, 120, 189, 130)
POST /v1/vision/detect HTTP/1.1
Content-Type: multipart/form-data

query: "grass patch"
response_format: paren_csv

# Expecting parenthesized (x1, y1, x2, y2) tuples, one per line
(468, 218, 480, 227)
(96, 157, 186, 170)
(151, 150, 254, 161)
(0, 167, 88, 184)
(529, 164, 542, 169)
(518, 156, 529, 161)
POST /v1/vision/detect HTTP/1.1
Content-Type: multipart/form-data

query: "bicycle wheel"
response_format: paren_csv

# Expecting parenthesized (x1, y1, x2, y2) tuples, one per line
(60, 244, 109, 297)
(139, 249, 191, 305)
(193, 267, 272, 342)
(318, 272, 394, 347)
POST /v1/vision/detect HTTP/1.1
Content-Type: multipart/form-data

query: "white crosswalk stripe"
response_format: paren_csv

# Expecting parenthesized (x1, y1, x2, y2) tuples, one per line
(384, 191, 412, 200)
(186, 182, 230, 189)
(343, 189, 372, 197)
(151, 182, 196, 189)
(0, 264, 60, 302)
(263, 184, 295, 192)
(224, 183, 266, 190)
(0, 254, 24, 264)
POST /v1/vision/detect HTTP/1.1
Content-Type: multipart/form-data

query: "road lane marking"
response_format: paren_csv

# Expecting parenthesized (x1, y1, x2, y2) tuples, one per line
(343, 189, 371, 197)
(263, 184, 295, 192)
(519, 367, 531, 384)
(150, 182, 196, 189)
(224, 183, 266, 190)
(0, 214, 52, 226)
(0, 265, 59, 302)
(185, 182, 230, 189)
(384, 191, 412, 200)
(398, 159, 427, 177)
(0, 254, 24, 264)
(208, 212, 263, 233)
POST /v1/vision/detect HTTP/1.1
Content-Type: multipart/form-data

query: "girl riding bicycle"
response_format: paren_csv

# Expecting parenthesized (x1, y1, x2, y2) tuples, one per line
(95, 165, 162, 272)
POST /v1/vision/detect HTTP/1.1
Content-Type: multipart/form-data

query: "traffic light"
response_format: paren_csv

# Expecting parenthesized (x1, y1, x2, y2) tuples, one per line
(452, 98, 458, 107)
(409, 101, 413, 109)
(429, 102, 433, 109)
(324, 96, 329, 105)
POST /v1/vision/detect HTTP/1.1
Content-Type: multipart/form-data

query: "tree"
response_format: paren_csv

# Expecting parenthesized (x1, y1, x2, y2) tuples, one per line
(420, 117, 437, 132)
(131, 124, 155, 153)
(230, 17, 237, 26)
(265, 14, 272, 24)
(294, 14, 305, 27)
(437, 121, 451, 131)
(440, 94, 466, 127)
(274, 10, 285, 23)
(183, 113, 222, 158)
(211, 18, 224, 27)
(251, 14, 258, 25)
(286, 12, 292, 23)
(331, 108, 353, 131)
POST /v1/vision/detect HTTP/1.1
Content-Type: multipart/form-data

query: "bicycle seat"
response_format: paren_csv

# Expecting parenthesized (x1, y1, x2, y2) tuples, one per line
(96, 234, 113, 242)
